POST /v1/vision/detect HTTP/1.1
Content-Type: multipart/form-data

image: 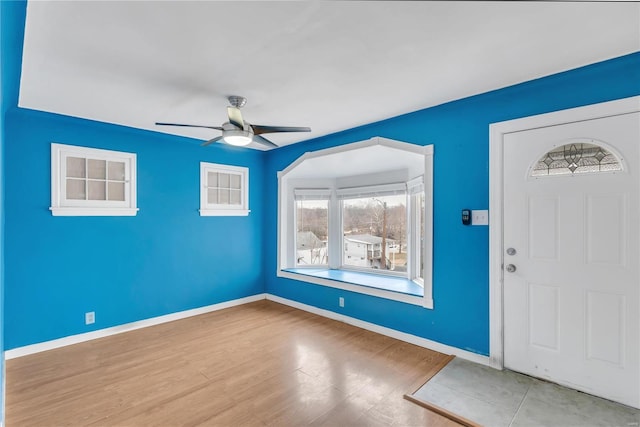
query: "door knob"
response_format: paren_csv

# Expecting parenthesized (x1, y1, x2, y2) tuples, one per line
(506, 264, 517, 273)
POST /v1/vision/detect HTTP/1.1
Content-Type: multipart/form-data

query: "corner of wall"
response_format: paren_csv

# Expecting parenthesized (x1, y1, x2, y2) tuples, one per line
(0, 0, 28, 422)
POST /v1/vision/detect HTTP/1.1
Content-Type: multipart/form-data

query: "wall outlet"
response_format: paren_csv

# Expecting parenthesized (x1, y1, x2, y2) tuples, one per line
(85, 311, 95, 325)
(339, 297, 345, 308)
(471, 210, 489, 226)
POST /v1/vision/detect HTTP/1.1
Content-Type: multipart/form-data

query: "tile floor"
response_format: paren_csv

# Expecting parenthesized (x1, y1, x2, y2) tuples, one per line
(413, 358, 640, 427)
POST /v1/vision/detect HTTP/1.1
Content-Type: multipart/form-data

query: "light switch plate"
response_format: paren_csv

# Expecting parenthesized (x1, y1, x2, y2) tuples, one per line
(471, 210, 489, 225)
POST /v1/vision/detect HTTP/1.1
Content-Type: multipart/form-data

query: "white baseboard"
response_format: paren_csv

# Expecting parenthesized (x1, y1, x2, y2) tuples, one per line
(5, 292, 494, 368)
(266, 294, 494, 367)
(5, 294, 267, 359)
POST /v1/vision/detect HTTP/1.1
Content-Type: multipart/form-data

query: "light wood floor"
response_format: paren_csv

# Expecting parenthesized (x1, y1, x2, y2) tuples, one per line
(6, 300, 460, 426)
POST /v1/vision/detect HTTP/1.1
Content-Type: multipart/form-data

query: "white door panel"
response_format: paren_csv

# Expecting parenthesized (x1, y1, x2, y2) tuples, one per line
(503, 112, 639, 408)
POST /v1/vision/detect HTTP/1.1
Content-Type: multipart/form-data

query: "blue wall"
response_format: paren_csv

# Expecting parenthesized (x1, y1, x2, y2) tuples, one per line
(4, 110, 265, 349)
(1, 0, 28, 421)
(2, 0, 265, 352)
(264, 52, 640, 356)
(0, 4, 6, 424)
(2, 0, 639, 365)
(3, 2, 637, 425)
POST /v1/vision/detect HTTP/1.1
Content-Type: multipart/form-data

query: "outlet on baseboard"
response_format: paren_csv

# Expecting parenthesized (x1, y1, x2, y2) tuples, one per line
(339, 297, 345, 308)
(85, 311, 95, 325)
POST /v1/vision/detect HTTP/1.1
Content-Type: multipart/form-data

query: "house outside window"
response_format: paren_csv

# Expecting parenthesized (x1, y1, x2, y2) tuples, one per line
(341, 191, 406, 273)
(295, 193, 329, 266)
(50, 143, 138, 216)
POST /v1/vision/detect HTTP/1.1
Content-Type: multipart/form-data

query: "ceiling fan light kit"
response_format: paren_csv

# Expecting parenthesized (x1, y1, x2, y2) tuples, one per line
(155, 95, 311, 149)
(223, 129, 253, 146)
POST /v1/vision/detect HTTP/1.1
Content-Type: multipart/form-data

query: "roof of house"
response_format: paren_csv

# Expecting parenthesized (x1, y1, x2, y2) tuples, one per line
(344, 234, 396, 245)
(296, 231, 324, 250)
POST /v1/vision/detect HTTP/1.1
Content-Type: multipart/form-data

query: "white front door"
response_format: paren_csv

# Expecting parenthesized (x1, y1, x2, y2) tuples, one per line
(502, 110, 640, 408)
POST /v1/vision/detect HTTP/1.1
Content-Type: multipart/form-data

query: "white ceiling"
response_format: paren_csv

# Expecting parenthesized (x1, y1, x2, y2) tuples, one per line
(283, 140, 424, 181)
(18, 1, 640, 150)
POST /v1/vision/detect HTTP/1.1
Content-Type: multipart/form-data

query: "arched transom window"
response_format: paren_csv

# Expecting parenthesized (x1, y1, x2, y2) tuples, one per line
(531, 142, 622, 177)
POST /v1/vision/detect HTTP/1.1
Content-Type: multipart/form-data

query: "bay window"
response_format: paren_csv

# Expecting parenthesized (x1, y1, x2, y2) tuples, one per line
(278, 137, 433, 308)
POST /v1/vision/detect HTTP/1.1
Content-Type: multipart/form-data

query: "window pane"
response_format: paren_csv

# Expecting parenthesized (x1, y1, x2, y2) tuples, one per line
(108, 182, 125, 201)
(66, 157, 86, 178)
(296, 199, 328, 266)
(230, 174, 241, 189)
(230, 189, 241, 205)
(108, 161, 125, 181)
(87, 159, 106, 179)
(66, 179, 86, 200)
(88, 180, 106, 200)
(207, 188, 218, 204)
(343, 193, 407, 272)
(219, 188, 230, 204)
(219, 173, 230, 188)
(208, 172, 218, 188)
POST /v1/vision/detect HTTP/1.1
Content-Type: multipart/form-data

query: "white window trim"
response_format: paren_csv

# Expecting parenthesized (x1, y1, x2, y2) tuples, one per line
(277, 136, 434, 309)
(277, 269, 426, 306)
(50, 143, 138, 217)
(199, 162, 250, 217)
(408, 175, 425, 288)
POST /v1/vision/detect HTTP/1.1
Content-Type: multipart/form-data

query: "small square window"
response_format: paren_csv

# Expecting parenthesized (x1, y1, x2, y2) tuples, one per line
(50, 143, 137, 216)
(200, 162, 249, 216)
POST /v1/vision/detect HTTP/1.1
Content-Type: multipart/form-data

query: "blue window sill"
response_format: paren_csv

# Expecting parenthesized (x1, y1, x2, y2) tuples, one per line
(283, 268, 424, 297)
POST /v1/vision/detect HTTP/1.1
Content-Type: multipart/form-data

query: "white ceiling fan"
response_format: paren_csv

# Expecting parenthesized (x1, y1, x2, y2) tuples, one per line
(156, 96, 311, 148)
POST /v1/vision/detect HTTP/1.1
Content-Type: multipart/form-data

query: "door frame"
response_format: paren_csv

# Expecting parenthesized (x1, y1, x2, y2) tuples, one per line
(488, 95, 640, 370)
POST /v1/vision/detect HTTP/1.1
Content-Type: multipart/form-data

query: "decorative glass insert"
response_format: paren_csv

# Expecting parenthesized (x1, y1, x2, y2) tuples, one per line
(531, 142, 622, 177)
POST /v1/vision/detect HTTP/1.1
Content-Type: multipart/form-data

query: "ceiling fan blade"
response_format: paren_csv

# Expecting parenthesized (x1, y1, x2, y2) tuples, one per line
(227, 107, 244, 129)
(250, 124, 311, 135)
(201, 136, 224, 147)
(253, 135, 279, 148)
(156, 122, 223, 131)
